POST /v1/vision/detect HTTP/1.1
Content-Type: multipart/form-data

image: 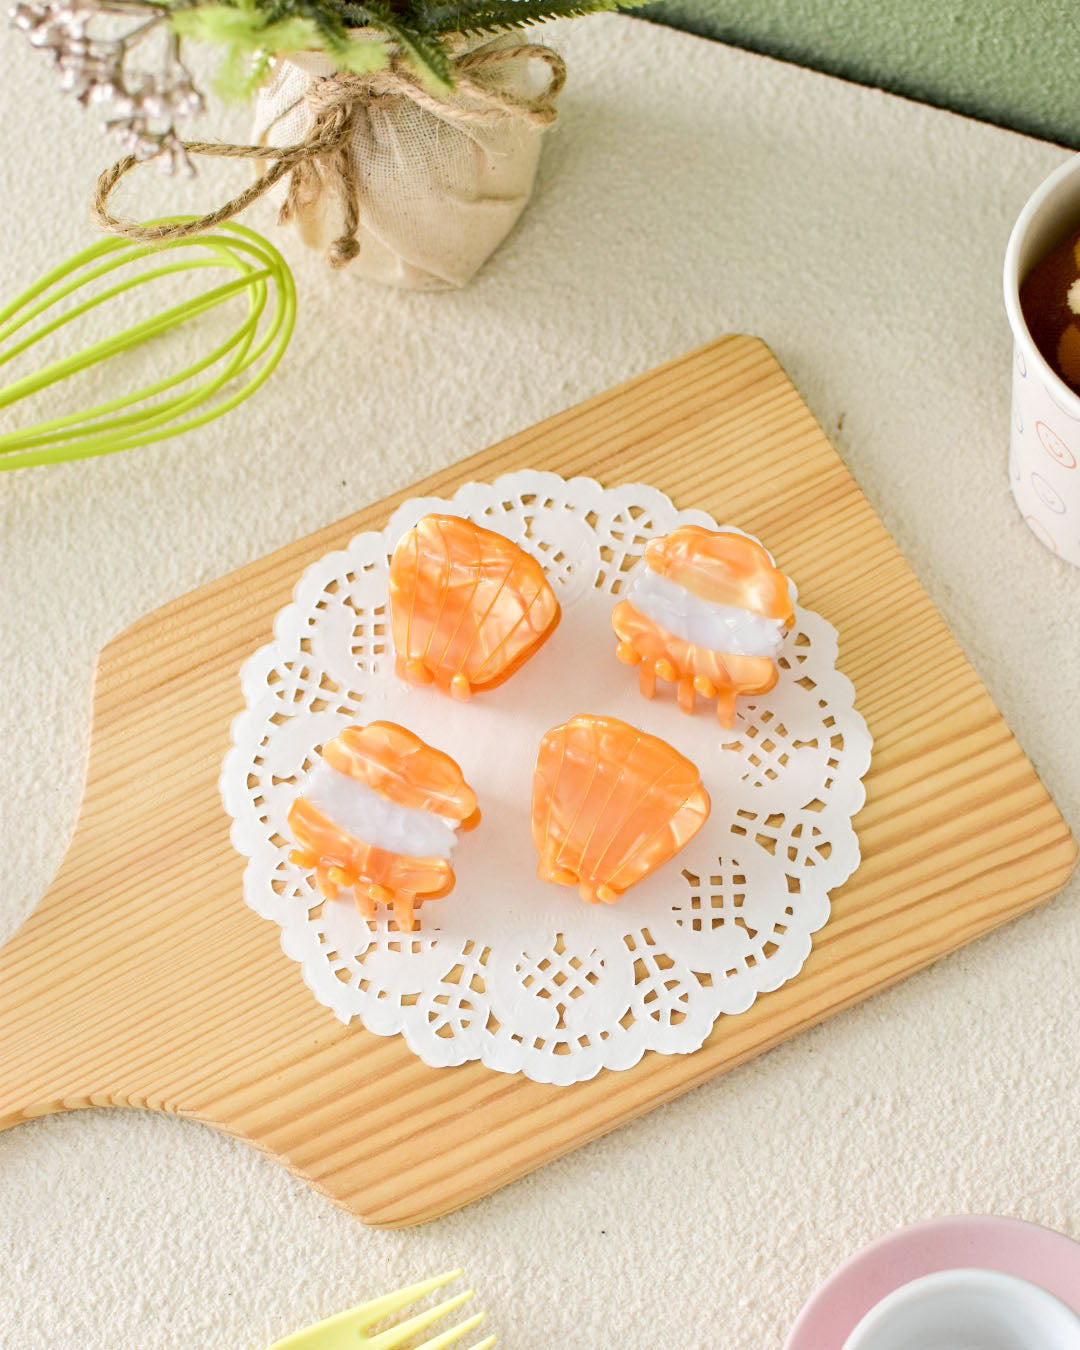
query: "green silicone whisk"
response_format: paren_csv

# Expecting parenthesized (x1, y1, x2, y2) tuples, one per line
(0, 219, 296, 470)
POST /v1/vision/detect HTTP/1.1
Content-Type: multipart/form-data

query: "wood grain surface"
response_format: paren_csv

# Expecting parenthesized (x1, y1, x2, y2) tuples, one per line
(0, 336, 1074, 1227)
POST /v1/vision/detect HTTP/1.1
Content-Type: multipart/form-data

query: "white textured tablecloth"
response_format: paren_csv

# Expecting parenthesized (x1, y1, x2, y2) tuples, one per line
(1, 15, 1078, 1348)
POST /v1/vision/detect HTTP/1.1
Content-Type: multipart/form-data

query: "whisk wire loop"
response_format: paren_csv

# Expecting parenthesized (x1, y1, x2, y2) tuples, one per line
(0, 220, 295, 470)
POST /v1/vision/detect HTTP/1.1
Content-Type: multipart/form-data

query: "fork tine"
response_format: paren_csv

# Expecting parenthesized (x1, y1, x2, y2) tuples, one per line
(365, 1291, 476, 1350)
(415, 1311, 496, 1350)
(268, 1271, 467, 1348)
(353, 1269, 465, 1327)
(412, 1311, 484, 1349)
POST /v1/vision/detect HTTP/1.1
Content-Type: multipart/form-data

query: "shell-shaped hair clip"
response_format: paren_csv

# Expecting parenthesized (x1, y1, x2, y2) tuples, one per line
(612, 526, 794, 728)
(531, 714, 711, 905)
(389, 513, 561, 701)
(287, 721, 480, 932)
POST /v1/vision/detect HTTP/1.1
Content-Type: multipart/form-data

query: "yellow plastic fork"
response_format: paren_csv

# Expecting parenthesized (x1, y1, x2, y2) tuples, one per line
(268, 1269, 497, 1350)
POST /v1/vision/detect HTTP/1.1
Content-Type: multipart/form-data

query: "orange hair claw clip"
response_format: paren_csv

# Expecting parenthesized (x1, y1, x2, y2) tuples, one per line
(531, 714, 710, 905)
(287, 721, 480, 932)
(389, 513, 560, 701)
(611, 526, 794, 728)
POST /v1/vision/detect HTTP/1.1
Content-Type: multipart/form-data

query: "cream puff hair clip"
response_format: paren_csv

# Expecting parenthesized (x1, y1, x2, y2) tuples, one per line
(389, 513, 561, 701)
(532, 714, 711, 905)
(611, 526, 794, 728)
(288, 722, 480, 932)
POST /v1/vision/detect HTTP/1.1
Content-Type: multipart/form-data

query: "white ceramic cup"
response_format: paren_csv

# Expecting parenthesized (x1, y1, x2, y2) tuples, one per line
(1003, 152, 1080, 566)
(842, 1268, 1080, 1350)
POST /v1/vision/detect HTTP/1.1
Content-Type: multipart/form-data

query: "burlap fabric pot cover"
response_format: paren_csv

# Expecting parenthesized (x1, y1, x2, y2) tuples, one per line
(252, 35, 564, 290)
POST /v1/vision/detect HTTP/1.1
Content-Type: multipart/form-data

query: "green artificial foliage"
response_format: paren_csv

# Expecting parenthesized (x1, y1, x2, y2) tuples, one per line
(419, 0, 639, 36)
(16, 0, 645, 164)
(167, 0, 645, 92)
(171, 3, 390, 97)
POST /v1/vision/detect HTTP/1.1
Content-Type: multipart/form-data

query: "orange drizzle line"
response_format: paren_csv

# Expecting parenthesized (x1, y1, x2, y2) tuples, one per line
(586, 729, 658, 883)
(427, 517, 479, 672)
(471, 573, 548, 685)
(434, 522, 511, 679)
(426, 518, 456, 673)
(455, 560, 522, 681)
(572, 723, 633, 879)
(551, 723, 604, 877)
(404, 530, 421, 668)
(606, 784, 701, 890)
(590, 738, 682, 887)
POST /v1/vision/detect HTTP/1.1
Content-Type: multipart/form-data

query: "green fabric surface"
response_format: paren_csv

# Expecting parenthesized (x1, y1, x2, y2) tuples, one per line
(642, 0, 1080, 146)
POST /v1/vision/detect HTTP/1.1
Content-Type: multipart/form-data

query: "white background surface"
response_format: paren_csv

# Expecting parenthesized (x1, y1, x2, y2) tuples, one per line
(1, 14, 1078, 1348)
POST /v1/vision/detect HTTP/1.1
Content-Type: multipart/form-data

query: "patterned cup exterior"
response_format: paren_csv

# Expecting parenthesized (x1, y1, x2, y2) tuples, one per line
(1009, 342, 1080, 565)
(1003, 153, 1080, 567)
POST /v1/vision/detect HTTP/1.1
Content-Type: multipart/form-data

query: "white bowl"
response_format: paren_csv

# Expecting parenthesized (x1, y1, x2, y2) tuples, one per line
(842, 1267, 1080, 1350)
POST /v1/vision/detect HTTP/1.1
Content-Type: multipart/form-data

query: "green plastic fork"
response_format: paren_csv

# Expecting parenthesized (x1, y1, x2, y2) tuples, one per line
(268, 1270, 497, 1350)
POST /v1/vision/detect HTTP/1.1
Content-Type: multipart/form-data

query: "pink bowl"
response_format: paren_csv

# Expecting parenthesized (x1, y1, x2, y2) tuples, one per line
(784, 1216, 1080, 1349)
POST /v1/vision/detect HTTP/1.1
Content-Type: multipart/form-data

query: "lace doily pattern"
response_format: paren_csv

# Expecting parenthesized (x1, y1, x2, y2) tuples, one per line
(222, 473, 871, 1085)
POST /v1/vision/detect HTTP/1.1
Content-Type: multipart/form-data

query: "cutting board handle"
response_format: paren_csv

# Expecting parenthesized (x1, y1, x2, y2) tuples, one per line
(0, 618, 255, 1132)
(0, 877, 126, 1128)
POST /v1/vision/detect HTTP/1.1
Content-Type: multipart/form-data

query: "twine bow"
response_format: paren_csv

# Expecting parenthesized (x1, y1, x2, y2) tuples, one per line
(91, 42, 566, 268)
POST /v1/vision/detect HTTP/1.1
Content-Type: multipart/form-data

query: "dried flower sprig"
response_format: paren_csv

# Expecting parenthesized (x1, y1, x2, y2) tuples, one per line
(13, 0, 644, 173)
(11, 0, 204, 170)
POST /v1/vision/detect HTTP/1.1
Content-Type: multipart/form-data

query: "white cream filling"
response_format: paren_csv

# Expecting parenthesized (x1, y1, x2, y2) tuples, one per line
(304, 761, 459, 860)
(626, 567, 785, 659)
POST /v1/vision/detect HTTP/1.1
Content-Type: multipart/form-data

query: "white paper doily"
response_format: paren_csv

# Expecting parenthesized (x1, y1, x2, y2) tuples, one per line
(221, 472, 872, 1085)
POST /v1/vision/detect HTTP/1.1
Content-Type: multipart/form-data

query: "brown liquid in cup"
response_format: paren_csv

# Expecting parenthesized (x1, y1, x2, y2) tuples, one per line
(1019, 228, 1080, 393)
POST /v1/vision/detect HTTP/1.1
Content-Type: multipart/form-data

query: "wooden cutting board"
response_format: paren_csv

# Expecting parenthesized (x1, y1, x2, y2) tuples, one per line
(0, 336, 1074, 1227)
